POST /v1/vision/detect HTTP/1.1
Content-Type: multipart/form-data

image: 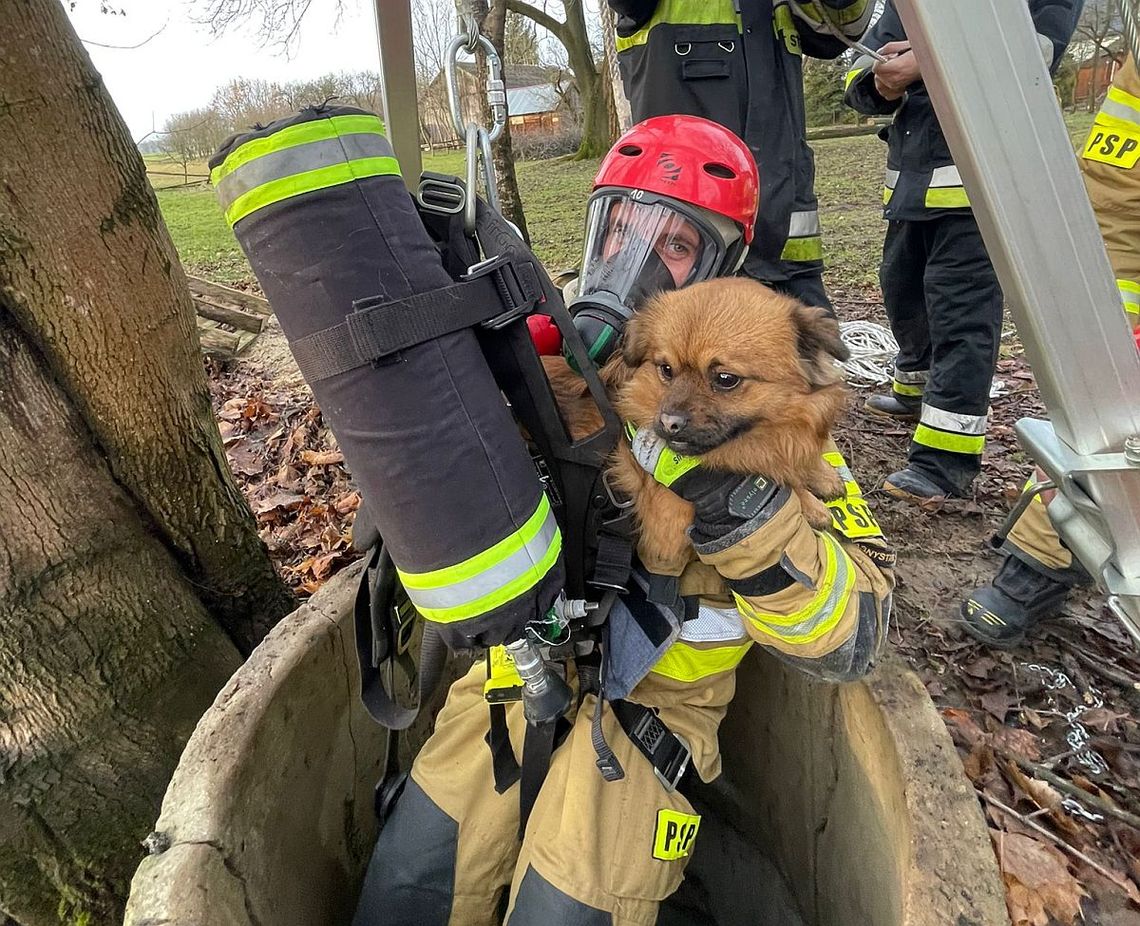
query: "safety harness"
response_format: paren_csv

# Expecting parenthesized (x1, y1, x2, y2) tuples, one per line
(342, 172, 693, 834)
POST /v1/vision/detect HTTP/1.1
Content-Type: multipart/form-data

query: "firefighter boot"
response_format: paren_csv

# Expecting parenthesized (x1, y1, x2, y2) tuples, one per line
(864, 392, 921, 420)
(960, 555, 1072, 648)
(882, 466, 953, 501)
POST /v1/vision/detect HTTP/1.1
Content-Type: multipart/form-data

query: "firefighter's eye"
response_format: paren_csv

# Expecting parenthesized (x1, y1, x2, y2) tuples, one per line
(658, 362, 673, 382)
(713, 371, 742, 391)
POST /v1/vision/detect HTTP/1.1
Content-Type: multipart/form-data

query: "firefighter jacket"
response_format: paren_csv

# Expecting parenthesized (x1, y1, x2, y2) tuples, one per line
(608, 0, 874, 282)
(1079, 55, 1140, 324)
(606, 447, 895, 768)
(843, 0, 1078, 222)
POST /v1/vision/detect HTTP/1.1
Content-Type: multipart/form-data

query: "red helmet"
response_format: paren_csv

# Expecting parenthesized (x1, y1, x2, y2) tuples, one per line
(593, 115, 759, 244)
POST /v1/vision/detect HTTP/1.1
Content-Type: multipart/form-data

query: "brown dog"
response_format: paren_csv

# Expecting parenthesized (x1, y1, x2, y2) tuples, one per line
(544, 277, 849, 570)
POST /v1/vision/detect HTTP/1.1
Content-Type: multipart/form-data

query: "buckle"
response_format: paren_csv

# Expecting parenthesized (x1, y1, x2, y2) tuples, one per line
(463, 254, 538, 328)
(628, 709, 691, 792)
(417, 172, 465, 215)
(392, 589, 419, 656)
(602, 469, 635, 509)
(653, 735, 692, 793)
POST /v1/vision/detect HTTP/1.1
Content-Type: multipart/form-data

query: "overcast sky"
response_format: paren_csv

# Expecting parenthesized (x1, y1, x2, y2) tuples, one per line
(65, 0, 385, 140)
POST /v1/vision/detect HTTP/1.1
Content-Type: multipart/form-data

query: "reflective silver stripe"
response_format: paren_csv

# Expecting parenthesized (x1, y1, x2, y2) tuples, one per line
(1035, 32, 1054, 66)
(920, 402, 987, 435)
(680, 605, 748, 644)
(787, 210, 821, 238)
(884, 168, 900, 190)
(400, 505, 560, 612)
(1101, 87, 1140, 127)
(630, 426, 666, 475)
(893, 368, 928, 384)
(929, 165, 963, 188)
(215, 132, 396, 211)
(1120, 281, 1140, 312)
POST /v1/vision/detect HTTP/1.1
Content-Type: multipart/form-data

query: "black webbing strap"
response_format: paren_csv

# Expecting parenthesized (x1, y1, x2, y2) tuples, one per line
(486, 703, 522, 794)
(291, 257, 542, 383)
(353, 543, 448, 731)
(518, 720, 558, 839)
(610, 699, 692, 793)
(582, 640, 624, 783)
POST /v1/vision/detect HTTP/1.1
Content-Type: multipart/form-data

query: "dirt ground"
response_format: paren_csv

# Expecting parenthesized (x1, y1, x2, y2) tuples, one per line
(206, 285, 1140, 925)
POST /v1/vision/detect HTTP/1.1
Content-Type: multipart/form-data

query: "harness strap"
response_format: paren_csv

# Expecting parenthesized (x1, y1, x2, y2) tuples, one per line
(610, 699, 692, 793)
(291, 257, 541, 383)
(353, 544, 448, 731)
(518, 719, 559, 839)
(486, 703, 522, 794)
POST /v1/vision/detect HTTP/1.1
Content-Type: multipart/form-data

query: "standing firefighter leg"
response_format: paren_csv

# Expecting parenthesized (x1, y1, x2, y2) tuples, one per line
(962, 55, 1140, 646)
(887, 214, 1002, 499)
(870, 219, 930, 421)
(209, 106, 563, 652)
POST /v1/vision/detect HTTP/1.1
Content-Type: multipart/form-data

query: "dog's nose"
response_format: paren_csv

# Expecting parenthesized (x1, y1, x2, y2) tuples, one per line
(658, 412, 688, 435)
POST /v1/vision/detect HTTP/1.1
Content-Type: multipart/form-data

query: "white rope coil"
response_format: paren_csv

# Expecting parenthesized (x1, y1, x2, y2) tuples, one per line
(839, 320, 898, 386)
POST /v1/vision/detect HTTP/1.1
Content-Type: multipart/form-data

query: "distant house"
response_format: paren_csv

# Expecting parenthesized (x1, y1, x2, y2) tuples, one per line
(1072, 39, 1127, 107)
(421, 63, 578, 147)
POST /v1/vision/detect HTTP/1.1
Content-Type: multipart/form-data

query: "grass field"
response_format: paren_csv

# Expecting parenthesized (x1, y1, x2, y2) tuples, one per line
(152, 112, 1097, 291)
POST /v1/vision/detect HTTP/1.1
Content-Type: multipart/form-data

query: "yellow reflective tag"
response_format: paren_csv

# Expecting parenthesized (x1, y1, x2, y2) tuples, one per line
(772, 4, 802, 56)
(1083, 122, 1140, 169)
(827, 497, 884, 540)
(484, 646, 523, 703)
(653, 809, 701, 861)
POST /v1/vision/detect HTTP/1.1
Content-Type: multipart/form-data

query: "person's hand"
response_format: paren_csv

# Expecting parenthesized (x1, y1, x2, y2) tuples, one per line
(872, 41, 920, 100)
(627, 425, 778, 541)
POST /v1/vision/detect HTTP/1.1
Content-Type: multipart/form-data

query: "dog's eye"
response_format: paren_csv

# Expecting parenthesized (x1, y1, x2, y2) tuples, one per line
(658, 363, 673, 382)
(713, 372, 742, 391)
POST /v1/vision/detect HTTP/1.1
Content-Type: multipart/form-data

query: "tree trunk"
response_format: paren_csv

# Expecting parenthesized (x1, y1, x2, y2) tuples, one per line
(0, 309, 242, 926)
(0, 2, 296, 920)
(0, 0, 293, 655)
(474, 0, 531, 242)
(506, 0, 614, 159)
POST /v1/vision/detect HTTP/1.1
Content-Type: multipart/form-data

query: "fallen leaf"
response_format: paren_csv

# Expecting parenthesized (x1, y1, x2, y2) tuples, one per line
(982, 690, 1016, 723)
(962, 656, 998, 679)
(226, 441, 265, 477)
(942, 708, 987, 748)
(334, 491, 361, 515)
(300, 449, 345, 466)
(1081, 708, 1128, 733)
(254, 492, 305, 515)
(992, 726, 1043, 761)
(1022, 708, 1050, 731)
(993, 830, 1086, 925)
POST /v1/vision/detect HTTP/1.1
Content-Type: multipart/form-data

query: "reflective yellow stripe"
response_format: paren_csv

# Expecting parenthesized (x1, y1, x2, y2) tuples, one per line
(798, 0, 869, 26)
(781, 236, 824, 263)
(650, 640, 752, 683)
(1082, 119, 1140, 169)
(615, 0, 740, 52)
(1121, 279, 1140, 317)
(913, 424, 985, 455)
(401, 495, 553, 589)
(1101, 84, 1140, 128)
(892, 381, 923, 397)
(211, 114, 387, 184)
(735, 534, 855, 643)
(925, 186, 970, 209)
(410, 532, 563, 623)
(883, 186, 894, 205)
(845, 66, 869, 90)
(223, 156, 401, 226)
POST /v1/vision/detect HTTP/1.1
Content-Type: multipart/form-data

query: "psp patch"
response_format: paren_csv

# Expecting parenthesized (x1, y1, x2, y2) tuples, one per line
(1083, 121, 1140, 169)
(653, 809, 700, 861)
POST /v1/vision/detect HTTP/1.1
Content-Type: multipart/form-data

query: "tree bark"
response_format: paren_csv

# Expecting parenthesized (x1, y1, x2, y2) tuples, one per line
(0, 0, 293, 654)
(506, 0, 614, 159)
(473, 0, 531, 242)
(0, 309, 242, 926)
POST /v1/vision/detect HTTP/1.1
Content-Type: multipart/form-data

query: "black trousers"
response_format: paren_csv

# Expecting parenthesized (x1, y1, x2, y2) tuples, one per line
(879, 213, 1003, 494)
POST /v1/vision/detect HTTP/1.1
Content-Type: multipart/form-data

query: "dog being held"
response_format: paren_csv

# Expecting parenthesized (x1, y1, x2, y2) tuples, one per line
(544, 276, 850, 571)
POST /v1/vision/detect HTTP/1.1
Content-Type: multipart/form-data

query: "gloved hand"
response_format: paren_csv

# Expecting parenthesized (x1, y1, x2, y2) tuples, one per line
(627, 424, 779, 544)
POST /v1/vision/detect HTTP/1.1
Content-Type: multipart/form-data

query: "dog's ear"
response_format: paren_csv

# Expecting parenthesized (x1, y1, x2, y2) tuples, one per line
(621, 315, 651, 368)
(793, 304, 849, 388)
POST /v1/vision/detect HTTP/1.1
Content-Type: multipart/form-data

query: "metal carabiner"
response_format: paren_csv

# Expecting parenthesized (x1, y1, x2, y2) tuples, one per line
(445, 28, 507, 144)
(464, 123, 502, 238)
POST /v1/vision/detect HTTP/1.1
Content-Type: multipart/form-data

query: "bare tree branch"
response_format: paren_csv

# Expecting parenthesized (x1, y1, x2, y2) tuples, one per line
(504, 0, 566, 44)
(79, 17, 167, 48)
